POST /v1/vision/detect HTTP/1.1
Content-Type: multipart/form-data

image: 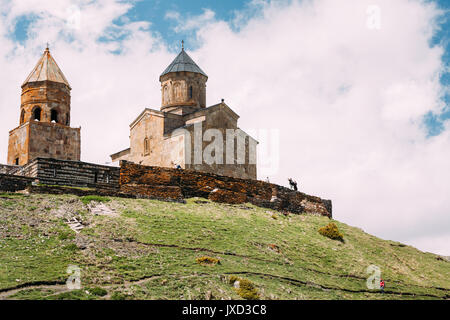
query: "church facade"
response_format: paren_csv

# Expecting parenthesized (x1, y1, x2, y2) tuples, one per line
(7, 47, 80, 166)
(111, 46, 258, 180)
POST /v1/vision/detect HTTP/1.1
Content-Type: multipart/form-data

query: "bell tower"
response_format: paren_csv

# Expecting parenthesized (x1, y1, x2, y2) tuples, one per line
(7, 46, 81, 166)
(159, 41, 208, 115)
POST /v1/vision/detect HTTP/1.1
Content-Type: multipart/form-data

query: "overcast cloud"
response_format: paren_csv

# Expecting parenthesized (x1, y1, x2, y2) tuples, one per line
(0, 0, 448, 255)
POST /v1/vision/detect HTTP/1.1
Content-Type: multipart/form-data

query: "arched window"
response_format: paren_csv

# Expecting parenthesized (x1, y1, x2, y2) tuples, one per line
(189, 86, 193, 99)
(33, 107, 41, 121)
(51, 109, 58, 123)
(144, 137, 150, 155)
(66, 114, 70, 126)
(20, 110, 25, 124)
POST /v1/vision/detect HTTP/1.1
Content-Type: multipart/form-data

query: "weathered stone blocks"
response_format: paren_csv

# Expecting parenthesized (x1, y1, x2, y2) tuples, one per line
(208, 189, 248, 204)
(119, 161, 332, 217)
(0, 174, 35, 192)
(0, 158, 332, 218)
(120, 184, 184, 201)
(14, 158, 119, 191)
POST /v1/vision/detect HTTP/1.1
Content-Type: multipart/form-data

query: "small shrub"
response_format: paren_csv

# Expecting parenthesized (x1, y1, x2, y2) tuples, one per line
(88, 287, 108, 297)
(80, 195, 110, 205)
(228, 276, 259, 300)
(229, 275, 240, 285)
(318, 222, 344, 242)
(111, 292, 127, 300)
(196, 256, 220, 266)
(237, 279, 260, 300)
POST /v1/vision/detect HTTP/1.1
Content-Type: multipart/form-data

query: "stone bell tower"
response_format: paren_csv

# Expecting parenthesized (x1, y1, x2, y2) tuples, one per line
(159, 41, 208, 115)
(7, 46, 81, 166)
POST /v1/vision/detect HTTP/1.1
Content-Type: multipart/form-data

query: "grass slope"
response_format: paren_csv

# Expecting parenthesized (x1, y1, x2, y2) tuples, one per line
(0, 192, 448, 300)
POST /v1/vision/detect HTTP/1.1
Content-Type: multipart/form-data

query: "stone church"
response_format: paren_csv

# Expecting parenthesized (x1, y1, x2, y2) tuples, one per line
(111, 45, 258, 180)
(1, 46, 331, 218)
(7, 46, 80, 166)
(4, 45, 257, 181)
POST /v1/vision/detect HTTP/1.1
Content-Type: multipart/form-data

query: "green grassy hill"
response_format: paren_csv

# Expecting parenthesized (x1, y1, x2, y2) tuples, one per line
(0, 192, 448, 300)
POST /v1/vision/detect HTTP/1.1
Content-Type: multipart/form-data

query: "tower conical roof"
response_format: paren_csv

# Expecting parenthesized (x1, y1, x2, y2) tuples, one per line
(22, 47, 70, 88)
(160, 48, 207, 79)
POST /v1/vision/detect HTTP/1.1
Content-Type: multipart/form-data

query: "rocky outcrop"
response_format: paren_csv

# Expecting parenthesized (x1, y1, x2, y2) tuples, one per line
(119, 161, 332, 217)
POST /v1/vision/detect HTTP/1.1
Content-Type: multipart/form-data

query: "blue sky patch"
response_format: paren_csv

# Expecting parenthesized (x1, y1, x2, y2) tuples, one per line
(12, 14, 37, 44)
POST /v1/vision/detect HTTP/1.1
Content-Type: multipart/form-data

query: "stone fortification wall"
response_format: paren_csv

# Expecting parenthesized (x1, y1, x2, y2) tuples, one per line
(0, 174, 35, 192)
(15, 158, 120, 191)
(119, 161, 332, 217)
(0, 164, 20, 175)
(0, 158, 332, 218)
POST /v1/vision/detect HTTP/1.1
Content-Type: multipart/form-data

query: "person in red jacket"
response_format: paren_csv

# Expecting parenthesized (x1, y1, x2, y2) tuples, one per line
(380, 279, 385, 293)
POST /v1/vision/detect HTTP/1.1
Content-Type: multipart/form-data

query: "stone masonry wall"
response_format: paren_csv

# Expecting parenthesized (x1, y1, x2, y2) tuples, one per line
(119, 161, 332, 217)
(0, 164, 20, 175)
(0, 174, 35, 192)
(20, 81, 71, 126)
(8, 121, 81, 166)
(183, 104, 257, 180)
(7, 124, 28, 166)
(160, 71, 207, 111)
(0, 158, 332, 218)
(15, 158, 120, 191)
(27, 122, 81, 163)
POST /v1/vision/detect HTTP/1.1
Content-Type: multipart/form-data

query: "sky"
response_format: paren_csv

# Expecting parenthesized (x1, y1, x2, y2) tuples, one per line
(0, 0, 449, 256)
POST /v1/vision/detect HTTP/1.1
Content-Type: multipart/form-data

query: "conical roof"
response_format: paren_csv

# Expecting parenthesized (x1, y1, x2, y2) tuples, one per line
(22, 47, 70, 88)
(160, 48, 207, 78)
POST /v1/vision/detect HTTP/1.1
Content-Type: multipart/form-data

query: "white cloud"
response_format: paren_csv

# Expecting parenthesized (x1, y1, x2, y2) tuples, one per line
(166, 8, 216, 33)
(0, 0, 448, 255)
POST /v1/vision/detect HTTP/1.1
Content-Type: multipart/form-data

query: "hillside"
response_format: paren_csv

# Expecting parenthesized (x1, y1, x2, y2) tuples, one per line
(0, 191, 449, 300)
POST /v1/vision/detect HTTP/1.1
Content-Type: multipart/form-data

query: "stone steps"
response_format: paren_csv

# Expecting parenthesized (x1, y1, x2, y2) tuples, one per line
(66, 217, 84, 233)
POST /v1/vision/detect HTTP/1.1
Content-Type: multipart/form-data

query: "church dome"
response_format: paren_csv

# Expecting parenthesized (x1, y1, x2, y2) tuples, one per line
(22, 47, 71, 88)
(160, 47, 207, 79)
